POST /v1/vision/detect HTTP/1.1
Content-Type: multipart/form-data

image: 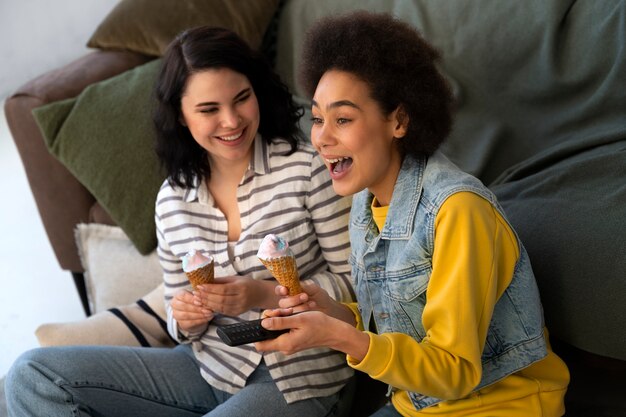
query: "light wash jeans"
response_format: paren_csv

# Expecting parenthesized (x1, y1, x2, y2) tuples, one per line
(6, 344, 353, 417)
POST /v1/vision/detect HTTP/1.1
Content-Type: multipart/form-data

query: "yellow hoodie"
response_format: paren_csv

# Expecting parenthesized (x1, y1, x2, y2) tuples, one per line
(346, 192, 569, 416)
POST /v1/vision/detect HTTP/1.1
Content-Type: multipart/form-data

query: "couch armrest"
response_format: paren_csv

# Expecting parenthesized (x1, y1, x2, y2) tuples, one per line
(4, 50, 152, 272)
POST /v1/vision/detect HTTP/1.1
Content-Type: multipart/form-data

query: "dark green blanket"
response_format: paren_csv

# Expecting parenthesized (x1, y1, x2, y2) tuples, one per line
(492, 134, 626, 360)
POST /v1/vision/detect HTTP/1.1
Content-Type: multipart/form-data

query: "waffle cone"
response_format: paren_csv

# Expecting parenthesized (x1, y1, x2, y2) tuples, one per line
(185, 260, 214, 290)
(259, 256, 302, 296)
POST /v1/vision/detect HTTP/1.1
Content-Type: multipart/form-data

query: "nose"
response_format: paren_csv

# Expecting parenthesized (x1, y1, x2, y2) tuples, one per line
(311, 123, 334, 152)
(220, 107, 241, 129)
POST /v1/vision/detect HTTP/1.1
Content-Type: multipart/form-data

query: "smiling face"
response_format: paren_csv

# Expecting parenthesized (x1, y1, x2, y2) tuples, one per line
(180, 68, 260, 171)
(311, 70, 406, 205)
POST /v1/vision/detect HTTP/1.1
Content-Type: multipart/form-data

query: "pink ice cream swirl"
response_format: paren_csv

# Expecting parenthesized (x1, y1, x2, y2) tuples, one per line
(257, 234, 291, 259)
(181, 249, 213, 272)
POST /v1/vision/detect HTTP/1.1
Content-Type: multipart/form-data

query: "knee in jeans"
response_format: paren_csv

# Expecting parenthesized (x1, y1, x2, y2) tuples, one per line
(6, 347, 54, 393)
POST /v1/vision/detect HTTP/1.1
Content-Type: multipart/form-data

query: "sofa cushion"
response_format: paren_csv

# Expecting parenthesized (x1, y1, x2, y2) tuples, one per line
(35, 224, 172, 348)
(87, 0, 280, 56)
(33, 59, 164, 255)
(75, 224, 163, 313)
(35, 283, 174, 348)
(491, 137, 626, 361)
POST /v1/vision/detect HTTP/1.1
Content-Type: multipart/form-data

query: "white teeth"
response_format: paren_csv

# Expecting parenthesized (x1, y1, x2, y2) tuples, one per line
(220, 132, 243, 141)
(325, 156, 350, 163)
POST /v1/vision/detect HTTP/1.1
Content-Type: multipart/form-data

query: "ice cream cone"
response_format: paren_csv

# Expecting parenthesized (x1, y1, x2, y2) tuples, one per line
(181, 249, 215, 290)
(259, 255, 302, 296)
(185, 260, 215, 290)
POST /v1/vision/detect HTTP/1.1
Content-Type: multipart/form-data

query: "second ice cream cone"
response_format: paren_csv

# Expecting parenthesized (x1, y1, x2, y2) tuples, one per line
(260, 256, 302, 296)
(257, 234, 303, 295)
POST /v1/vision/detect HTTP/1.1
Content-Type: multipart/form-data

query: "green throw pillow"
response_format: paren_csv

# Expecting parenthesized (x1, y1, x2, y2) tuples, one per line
(87, 0, 280, 56)
(33, 59, 165, 255)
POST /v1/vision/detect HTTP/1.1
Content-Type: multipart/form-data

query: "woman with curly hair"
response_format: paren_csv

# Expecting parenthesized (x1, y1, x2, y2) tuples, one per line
(6, 26, 355, 417)
(256, 11, 569, 416)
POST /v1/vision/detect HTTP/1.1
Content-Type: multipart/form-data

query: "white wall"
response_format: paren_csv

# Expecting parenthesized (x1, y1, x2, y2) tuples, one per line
(0, 0, 120, 379)
(0, 0, 119, 100)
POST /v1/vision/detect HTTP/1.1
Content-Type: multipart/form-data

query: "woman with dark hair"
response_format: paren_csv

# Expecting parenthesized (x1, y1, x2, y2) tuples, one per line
(153, 26, 303, 188)
(256, 11, 569, 416)
(5, 26, 355, 417)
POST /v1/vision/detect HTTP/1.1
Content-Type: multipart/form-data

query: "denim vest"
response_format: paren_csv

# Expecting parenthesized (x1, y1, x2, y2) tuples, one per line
(349, 152, 547, 410)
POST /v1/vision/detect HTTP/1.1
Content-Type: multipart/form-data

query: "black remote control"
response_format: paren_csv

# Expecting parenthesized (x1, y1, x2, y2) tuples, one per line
(216, 319, 288, 346)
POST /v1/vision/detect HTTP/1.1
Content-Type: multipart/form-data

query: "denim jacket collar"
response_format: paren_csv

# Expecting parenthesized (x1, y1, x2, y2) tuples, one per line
(352, 154, 427, 240)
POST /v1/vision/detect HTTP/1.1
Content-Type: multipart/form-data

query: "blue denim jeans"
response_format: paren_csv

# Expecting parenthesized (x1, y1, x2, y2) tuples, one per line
(369, 404, 402, 417)
(6, 344, 351, 417)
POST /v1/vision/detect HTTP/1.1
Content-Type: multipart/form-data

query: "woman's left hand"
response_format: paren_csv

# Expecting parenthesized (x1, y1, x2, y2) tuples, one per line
(193, 276, 278, 317)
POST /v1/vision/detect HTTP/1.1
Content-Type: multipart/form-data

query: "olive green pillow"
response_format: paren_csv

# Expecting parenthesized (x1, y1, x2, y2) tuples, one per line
(87, 0, 280, 56)
(33, 59, 165, 255)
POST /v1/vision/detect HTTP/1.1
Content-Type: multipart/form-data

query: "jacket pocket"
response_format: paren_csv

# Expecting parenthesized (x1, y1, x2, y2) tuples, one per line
(384, 266, 430, 339)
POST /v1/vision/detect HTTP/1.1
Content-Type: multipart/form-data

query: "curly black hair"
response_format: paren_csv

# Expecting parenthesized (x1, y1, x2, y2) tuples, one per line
(299, 11, 454, 157)
(154, 26, 304, 188)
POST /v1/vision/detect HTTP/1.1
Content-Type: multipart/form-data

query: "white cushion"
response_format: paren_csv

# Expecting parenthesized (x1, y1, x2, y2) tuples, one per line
(75, 223, 163, 313)
(34, 224, 174, 348)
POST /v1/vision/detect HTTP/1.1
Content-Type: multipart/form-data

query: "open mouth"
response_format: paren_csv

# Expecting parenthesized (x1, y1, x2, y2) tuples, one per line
(326, 156, 353, 174)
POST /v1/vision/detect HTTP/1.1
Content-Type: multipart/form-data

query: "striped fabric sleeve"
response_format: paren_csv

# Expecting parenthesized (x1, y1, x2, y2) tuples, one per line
(155, 195, 205, 343)
(305, 154, 355, 303)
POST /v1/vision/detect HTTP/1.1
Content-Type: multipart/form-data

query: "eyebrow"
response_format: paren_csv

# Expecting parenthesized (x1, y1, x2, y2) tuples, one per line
(311, 99, 361, 111)
(195, 87, 252, 108)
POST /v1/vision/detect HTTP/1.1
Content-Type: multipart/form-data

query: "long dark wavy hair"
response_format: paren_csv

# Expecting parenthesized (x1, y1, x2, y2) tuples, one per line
(154, 26, 304, 188)
(299, 11, 454, 158)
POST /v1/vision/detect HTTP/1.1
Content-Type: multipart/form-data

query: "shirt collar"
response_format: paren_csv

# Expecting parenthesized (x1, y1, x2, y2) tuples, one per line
(252, 133, 271, 176)
(184, 134, 269, 203)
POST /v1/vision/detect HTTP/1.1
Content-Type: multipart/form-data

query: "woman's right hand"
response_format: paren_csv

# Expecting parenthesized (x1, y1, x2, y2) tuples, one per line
(273, 282, 334, 315)
(171, 289, 214, 332)
(272, 283, 356, 326)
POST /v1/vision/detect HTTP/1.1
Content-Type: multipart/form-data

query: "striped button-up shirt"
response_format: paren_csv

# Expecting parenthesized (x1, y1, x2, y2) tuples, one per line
(155, 136, 355, 403)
